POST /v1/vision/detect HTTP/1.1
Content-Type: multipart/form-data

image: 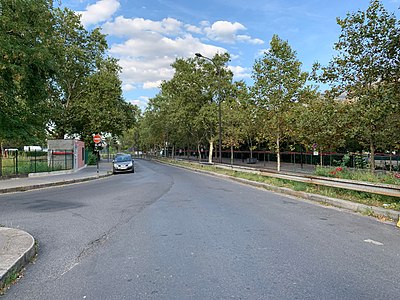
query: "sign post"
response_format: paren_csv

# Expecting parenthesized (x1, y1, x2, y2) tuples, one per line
(93, 134, 102, 175)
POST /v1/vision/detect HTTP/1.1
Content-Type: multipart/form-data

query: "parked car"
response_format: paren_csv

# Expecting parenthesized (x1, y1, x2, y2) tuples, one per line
(112, 154, 134, 174)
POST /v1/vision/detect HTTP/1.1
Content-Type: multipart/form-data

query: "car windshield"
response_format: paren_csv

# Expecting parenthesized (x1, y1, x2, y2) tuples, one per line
(115, 155, 131, 162)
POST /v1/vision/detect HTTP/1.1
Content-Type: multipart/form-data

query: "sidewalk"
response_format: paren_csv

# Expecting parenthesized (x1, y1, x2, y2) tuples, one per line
(0, 161, 113, 291)
(0, 161, 112, 194)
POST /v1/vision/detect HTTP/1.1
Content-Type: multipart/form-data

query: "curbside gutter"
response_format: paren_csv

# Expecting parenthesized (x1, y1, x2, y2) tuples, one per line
(156, 159, 400, 225)
(0, 228, 36, 291)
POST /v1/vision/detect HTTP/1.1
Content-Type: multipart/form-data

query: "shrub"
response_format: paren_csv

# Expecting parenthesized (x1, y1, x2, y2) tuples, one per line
(87, 153, 98, 165)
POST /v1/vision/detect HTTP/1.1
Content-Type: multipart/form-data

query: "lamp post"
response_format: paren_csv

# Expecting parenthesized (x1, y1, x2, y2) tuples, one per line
(195, 53, 223, 163)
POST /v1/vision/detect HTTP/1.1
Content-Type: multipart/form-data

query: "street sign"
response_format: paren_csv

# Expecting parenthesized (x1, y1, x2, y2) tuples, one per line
(93, 134, 102, 144)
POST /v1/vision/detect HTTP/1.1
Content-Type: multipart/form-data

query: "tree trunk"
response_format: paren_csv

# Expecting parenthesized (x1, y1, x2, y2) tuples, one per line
(276, 135, 281, 172)
(320, 148, 323, 166)
(230, 145, 234, 165)
(197, 143, 202, 162)
(0, 141, 3, 177)
(370, 141, 375, 173)
(208, 140, 214, 164)
(172, 145, 175, 159)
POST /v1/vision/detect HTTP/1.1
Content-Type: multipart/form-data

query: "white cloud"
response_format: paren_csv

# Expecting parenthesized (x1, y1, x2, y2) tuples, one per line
(237, 35, 264, 45)
(200, 20, 210, 27)
(77, 0, 120, 26)
(185, 24, 202, 34)
(257, 48, 270, 57)
(204, 21, 246, 44)
(229, 65, 251, 79)
(109, 33, 225, 86)
(102, 16, 183, 37)
(129, 99, 142, 107)
(110, 32, 225, 58)
(99, 15, 261, 108)
(128, 96, 149, 109)
(116, 57, 174, 84)
(143, 81, 162, 89)
(122, 84, 135, 91)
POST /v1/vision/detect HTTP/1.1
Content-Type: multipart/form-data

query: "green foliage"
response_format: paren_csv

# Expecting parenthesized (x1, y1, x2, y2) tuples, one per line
(68, 58, 139, 146)
(315, 165, 400, 185)
(354, 154, 367, 168)
(341, 154, 351, 167)
(252, 34, 309, 171)
(87, 152, 98, 165)
(314, 0, 400, 172)
(292, 94, 352, 157)
(139, 53, 234, 162)
(0, 0, 56, 145)
(0, 2, 134, 149)
(49, 8, 109, 139)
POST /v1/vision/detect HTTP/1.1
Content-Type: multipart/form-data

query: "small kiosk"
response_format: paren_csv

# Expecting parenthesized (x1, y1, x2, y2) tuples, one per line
(47, 139, 85, 170)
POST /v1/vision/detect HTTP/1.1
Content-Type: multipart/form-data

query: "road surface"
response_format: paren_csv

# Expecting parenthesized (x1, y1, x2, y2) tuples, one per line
(1, 159, 399, 299)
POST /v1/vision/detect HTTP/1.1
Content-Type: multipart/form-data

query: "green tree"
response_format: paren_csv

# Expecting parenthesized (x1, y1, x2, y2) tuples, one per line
(314, 0, 400, 172)
(159, 58, 206, 159)
(156, 54, 233, 163)
(194, 53, 233, 163)
(68, 58, 139, 147)
(293, 92, 353, 165)
(0, 0, 56, 146)
(139, 96, 168, 155)
(222, 81, 248, 165)
(252, 34, 308, 172)
(49, 8, 108, 138)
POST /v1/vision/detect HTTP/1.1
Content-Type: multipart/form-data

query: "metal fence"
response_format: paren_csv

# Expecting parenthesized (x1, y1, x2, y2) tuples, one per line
(171, 149, 400, 171)
(0, 149, 74, 177)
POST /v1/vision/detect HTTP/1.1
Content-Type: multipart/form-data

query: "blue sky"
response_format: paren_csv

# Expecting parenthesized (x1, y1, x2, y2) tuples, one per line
(60, 0, 400, 111)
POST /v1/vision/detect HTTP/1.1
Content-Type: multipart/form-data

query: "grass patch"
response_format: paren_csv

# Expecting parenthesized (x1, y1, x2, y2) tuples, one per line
(1, 157, 65, 176)
(315, 166, 400, 185)
(0, 270, 21, 295)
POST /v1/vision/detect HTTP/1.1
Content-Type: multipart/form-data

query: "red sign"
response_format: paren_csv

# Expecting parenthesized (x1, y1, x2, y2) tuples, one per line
(93, 134, 102, 144)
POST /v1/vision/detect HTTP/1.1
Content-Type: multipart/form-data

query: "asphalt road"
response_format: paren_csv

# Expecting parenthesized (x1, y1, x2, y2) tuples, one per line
(1, 159, 400, 299)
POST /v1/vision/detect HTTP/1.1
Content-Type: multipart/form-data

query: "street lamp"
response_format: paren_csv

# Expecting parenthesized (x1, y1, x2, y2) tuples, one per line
(195, 53, 223, 163)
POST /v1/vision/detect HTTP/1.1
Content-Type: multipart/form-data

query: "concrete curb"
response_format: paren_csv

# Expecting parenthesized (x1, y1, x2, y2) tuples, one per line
(27, 169, 75, 178)
(0, 228, 36, 291)
(27, 165, 88, 178)
(0, 173, 112, 194)
(157, 159, 400, 224)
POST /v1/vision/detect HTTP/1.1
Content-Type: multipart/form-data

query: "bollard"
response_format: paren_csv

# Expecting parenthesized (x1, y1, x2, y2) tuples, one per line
(397, 215, 400, 228)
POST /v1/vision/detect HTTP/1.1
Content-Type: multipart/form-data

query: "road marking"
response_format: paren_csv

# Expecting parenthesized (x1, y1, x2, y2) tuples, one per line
(364, 239, 384, 246)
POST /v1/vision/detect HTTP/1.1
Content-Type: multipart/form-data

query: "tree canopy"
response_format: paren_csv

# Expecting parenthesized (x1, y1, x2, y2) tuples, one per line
(314, 0, 400, 171)
(137, 0, 399, 173)
(0, 1, 139, 149)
